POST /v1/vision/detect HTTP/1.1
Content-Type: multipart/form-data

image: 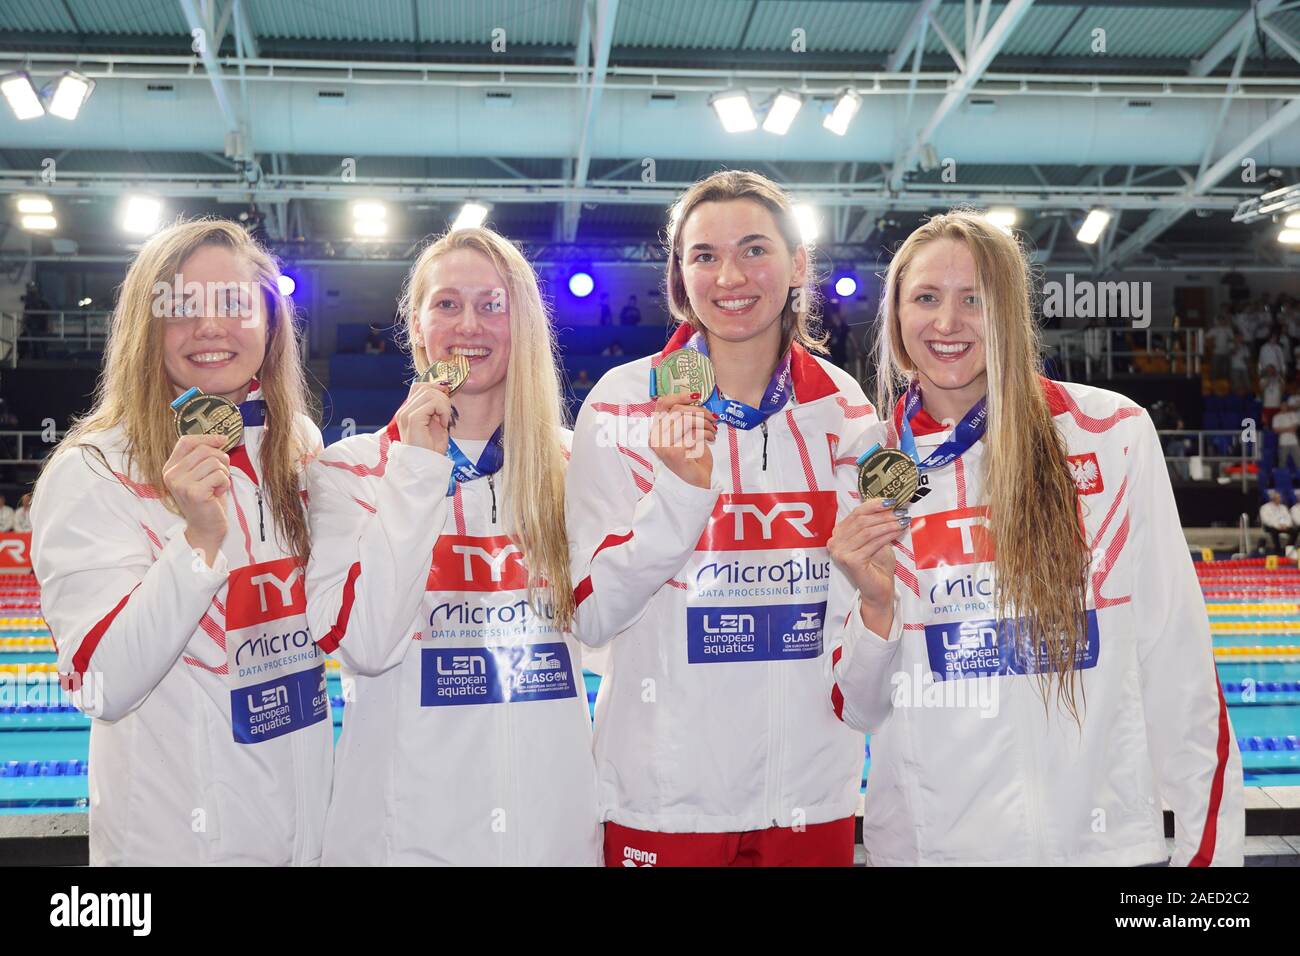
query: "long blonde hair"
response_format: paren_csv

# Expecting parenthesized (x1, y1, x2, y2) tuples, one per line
(665, 169, 827, 355)
(874, 209, 1092, 722)
(397, 227, 575, 630)
(39, 218, 318, 565)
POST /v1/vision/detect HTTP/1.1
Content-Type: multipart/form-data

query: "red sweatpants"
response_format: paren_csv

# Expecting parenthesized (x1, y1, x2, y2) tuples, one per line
(604, 817, 855, 867)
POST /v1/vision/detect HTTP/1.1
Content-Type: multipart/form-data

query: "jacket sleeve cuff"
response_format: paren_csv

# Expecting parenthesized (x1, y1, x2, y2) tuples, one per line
(650, 456, 722, 511)
(161, 523, 230, 584)
(390, 442, 456, 483)
(846, 586, 905, 649)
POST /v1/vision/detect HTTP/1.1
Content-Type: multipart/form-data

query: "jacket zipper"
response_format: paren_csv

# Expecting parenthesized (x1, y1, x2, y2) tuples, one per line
(256, 487, 265, 542)
(487, 474, 498, 524)
(290, 730, 307, 864)
(763, 421, 781, 826)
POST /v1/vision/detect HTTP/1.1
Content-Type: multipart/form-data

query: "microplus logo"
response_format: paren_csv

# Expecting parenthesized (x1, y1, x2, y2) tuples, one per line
(50, 886, 151, 936)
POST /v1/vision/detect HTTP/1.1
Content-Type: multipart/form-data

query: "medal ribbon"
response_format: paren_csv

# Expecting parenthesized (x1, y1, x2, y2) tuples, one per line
(229, 398, 267, 484)
(239, 399, 267, 428)
(445, 426, 505, 496)
(678, 332, 793, 430)
(897, 381, 988, 472)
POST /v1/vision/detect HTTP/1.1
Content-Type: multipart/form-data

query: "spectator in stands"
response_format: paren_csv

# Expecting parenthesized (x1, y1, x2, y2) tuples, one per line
(1282, 299, 1300, 341)
(1207, 313, 1234, 380)
(1259, 327, 1287, 379)
(1161, 414, 1195, 481)
(11, 493, 30, 533)
(572, 368, 594, 398)
(364, 328, 388, 354)
(19, 281, 50, 360)
(1273, 393, 1300, 468)
(1260, 489, 1293, 555)
(1288, 496, 1300, 541)
(1252, 301, 1273, 345)
(1261, 365, 1284, 428)
(0, 495, 12, 532)
(619, 294, 642, 326)
(598, 292, 612, 327)
(1230, 302, 1254, 343)
(1229, 332, 1252, 394)
(601, 340, 624, 357)
(825, 301, 850, 370)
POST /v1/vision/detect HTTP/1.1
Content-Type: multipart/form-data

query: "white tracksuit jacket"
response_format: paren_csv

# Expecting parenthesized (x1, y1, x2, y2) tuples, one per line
(568, 324, 878, 833)
(305, 421, 601, 865)
(829, 377, 1245, 866)
(31, 393, 333, 866)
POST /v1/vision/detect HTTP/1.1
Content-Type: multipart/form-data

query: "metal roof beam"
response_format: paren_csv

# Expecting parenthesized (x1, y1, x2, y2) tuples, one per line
(1190, 0, 1282, 75)
(1103, 93, 1300, 269)
(177, 0, 245, 159)
(0, 169, 1252, 212)
(563, 0, 619, 242)
(889, 0, 1036, 191)
(886, 0, 944, 72)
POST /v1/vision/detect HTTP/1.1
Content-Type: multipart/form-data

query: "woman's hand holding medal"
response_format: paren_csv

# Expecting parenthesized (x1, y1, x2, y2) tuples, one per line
(396, 379, 455, 454)
(163, 433, 232, 568)
(828, 497, 907, 637)
(648, 391, 717, 489)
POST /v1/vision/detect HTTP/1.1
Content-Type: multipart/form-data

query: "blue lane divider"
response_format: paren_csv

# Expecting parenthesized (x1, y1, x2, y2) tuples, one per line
(1222, 680, 1300, 693)
(1, 759, 86, 777)
(1237, 735, 1300, 752)
(0, 704, 82, 715)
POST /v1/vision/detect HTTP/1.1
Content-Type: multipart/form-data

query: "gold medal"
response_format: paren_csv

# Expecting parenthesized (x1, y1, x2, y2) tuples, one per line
(857, 447, 919, 505)
(171, 387, 243, 452)
(654, 349, 716, 405)
(420, 353, 471, 393)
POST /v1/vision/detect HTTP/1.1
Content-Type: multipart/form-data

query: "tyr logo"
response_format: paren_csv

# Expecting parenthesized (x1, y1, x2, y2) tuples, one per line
(452, 543, 522, 582)
(911, 507, 995, 570)
(722, 502, 815, 540)
(250, 568, 302, 613)
(698, 492, 836, 552)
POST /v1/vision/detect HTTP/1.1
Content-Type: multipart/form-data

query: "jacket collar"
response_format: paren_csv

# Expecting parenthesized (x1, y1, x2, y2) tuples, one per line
(892, 375, 1068, 438)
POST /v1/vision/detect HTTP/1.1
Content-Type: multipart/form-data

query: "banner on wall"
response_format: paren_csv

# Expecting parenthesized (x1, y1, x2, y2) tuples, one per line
(0, 533, 32, 570)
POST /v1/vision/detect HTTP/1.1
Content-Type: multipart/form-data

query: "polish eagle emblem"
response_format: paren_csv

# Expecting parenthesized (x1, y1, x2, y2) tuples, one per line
(1066, 452, 1103, 495)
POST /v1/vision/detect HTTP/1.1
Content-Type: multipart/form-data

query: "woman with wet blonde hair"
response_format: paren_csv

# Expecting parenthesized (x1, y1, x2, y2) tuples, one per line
(567, 170, 880, 866)
(305, 226, 599, 865)
(31, 217, 332, 865)
(827, 209, 1244, 865)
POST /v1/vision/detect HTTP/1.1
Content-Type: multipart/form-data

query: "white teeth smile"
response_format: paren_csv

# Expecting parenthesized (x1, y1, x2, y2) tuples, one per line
(929, 342, 971, 356)
(450, 347, 490, 357)
(716, 298, 758, 310)
(190, 351, 234, 362)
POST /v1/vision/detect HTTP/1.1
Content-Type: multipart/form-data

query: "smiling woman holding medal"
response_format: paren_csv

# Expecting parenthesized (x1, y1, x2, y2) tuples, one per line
(567, 171, 880, 867)
(29, 219, 332, 865)
(304, 227, 600, 865)
(827, 210, 1244, 866)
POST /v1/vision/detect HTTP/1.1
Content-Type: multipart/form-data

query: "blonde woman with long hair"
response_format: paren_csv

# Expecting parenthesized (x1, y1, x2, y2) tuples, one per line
(567, 170, 879, 866)
(827, 210, 1244, 865)
(305, 227, 599, 865)
(31, 218, 332, 865)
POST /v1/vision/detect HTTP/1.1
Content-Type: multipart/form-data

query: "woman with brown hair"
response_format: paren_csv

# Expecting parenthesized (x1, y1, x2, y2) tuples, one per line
(828, 210, 1244, 865)
(31, 218, 331, 865)
(567, 170, 879, 866)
